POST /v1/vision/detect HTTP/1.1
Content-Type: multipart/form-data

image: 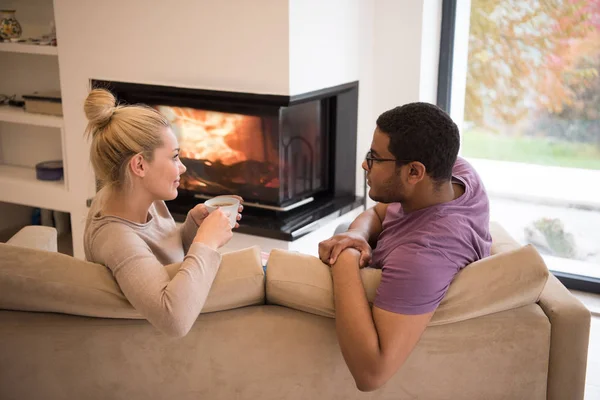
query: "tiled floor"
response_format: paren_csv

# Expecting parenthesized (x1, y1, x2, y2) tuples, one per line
(571, 291, 600, 400)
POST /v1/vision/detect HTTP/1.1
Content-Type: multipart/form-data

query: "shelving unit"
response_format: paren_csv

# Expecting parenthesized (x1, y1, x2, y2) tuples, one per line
(0, 2, 72, 254)
(0, 42, 58, 56)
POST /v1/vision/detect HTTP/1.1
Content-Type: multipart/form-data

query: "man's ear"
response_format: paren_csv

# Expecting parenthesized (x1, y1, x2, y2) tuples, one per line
(406, 162, 426, 184)
(129, 153, 147, 178)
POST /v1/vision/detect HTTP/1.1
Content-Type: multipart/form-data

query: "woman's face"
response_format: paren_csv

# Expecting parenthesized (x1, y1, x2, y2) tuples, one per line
(141, 127, 186, 201)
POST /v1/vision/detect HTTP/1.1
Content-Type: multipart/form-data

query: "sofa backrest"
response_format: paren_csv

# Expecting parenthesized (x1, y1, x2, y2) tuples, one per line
(0, 244, 264, 318)
(0, 221, 548, 327)
(265, 222, 550, 324)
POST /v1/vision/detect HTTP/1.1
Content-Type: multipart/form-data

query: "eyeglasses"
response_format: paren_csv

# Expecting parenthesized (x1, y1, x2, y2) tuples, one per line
(365, 150, 411, 170)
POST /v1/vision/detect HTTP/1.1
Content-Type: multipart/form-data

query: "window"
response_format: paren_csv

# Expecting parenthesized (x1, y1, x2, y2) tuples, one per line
(439, 0, 600, 292)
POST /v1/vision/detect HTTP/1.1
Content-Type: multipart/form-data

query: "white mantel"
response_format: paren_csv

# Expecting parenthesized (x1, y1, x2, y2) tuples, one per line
(51, 0, 441, 257)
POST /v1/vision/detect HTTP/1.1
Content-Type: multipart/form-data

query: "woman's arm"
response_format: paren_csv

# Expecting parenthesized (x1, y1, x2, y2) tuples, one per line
(180, 212, 199, 253)
(93, 224, 221, 338)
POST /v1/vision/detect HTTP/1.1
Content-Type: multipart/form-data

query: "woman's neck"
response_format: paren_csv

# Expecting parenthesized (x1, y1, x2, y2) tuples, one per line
(103, 188, 153, 224)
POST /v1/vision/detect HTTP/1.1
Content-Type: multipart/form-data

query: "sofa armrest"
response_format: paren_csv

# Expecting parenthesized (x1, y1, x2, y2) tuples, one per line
(6, 226, 58, 253)
(537, 274, 591, 400)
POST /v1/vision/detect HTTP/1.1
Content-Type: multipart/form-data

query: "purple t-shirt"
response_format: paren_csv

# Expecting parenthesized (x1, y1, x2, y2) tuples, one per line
(371, 157, 492, 315)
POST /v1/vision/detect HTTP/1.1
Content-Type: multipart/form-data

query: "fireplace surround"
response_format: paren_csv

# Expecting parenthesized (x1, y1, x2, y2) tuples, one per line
(92, 80, 364, 240)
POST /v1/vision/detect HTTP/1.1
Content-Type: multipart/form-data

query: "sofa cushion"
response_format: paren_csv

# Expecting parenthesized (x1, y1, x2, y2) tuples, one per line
(198, 246, 265, 313)
(6, 226, 58, 253)
(0, 243, 264, 318)
(266, 244, 549, 324)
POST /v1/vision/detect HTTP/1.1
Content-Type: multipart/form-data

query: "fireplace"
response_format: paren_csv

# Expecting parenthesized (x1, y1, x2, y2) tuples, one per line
(156, 99, 327, 208)
(93, 80, 363, 240)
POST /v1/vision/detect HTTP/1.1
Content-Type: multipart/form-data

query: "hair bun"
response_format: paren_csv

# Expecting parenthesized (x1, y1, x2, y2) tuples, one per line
(84, 89, 117, 130)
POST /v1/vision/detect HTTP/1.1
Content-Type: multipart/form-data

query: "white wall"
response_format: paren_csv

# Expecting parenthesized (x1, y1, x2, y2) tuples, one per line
(56, 0, 290, 95)
(363, 0, 443, 207)
(420, 0, 443, 103)
(373, 0, 442, 115)
(355, 0, 376, 197)
(288, 0, 360, 95)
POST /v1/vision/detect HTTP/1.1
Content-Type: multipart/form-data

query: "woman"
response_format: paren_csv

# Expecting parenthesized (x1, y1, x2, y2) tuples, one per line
(83, 88, 241, 337)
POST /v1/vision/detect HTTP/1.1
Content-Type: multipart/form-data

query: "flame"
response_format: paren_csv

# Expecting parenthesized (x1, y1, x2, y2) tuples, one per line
(157, 106, 254, 166)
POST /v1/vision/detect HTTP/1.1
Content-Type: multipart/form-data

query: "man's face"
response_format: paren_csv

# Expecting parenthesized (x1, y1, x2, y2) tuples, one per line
(361, 128, 406, 203)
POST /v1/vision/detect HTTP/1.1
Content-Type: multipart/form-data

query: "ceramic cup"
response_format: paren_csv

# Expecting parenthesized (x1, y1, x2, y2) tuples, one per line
(204, 196, 240, 228)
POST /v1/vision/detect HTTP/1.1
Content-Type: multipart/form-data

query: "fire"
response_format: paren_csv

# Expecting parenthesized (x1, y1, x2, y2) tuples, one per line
(156, 106, 258, 166)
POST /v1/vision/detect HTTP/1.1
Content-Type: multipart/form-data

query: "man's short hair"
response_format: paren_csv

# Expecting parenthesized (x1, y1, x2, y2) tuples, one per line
(376, 102, 460, 182)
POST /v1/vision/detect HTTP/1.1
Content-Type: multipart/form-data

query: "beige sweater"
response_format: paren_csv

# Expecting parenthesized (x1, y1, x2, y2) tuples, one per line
(84, 198, 222, 337)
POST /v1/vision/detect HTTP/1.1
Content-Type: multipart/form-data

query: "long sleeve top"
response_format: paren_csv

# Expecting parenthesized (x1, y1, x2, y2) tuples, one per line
(84, 198, 221, 337)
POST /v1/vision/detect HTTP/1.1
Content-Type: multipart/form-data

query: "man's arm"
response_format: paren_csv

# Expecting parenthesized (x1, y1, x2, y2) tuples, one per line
(332, 249, 433, 392)
(347, 203, 388, 246)
(319, 203, 389, 266)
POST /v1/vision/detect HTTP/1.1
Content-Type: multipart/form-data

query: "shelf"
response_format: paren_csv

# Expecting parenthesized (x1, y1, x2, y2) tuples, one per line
(0, 42, 58, 56)
(0, 106, 63, 128)
(0, 165, 70, 212)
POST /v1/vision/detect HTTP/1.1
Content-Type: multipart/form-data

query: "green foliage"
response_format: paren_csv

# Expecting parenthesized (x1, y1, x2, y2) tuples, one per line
(461, 128, 600, 170)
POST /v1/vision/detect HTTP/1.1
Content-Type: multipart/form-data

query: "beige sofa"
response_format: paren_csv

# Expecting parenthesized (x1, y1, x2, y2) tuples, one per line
(0, 223, 591, 400)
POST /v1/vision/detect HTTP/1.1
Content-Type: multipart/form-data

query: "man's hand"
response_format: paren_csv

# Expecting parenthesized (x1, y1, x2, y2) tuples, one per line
(319, 231, 372, 267)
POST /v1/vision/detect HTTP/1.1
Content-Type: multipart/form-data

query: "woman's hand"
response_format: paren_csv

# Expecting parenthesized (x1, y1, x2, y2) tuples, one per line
(190, 195, 244, 228)
(231, 195, 244, 228)
(193, 209, 233, 250)
(189, 204, 209, 226)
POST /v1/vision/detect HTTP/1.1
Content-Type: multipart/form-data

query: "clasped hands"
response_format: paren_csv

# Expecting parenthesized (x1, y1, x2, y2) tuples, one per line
(318, 230, 372, 268)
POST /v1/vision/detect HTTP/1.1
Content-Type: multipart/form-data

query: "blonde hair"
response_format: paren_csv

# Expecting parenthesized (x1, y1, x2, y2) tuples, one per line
(84, 88, 169, 191)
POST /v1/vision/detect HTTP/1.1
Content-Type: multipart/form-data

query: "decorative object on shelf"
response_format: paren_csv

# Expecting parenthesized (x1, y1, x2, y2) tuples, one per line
(35, 160, 63, 181)
(23, 91, 62, 116)
(0, 10, 22, 41)
(0, 93, 25, 108)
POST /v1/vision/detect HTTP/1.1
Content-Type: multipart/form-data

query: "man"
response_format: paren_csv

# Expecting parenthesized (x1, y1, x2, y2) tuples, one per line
(318, 102, 492, 391)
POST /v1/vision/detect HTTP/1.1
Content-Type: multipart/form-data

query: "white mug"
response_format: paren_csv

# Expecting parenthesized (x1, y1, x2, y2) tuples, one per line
(204, 196, 240, 228)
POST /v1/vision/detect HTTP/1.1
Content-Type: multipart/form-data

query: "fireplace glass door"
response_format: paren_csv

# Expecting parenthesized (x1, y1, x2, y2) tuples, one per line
(155, 99, 328, 207)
